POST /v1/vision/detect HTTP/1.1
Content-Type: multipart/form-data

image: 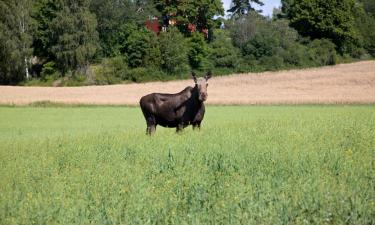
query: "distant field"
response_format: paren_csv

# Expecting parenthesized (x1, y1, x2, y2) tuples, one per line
(1, 105, 374, 224)
(0, 60, 375, 105)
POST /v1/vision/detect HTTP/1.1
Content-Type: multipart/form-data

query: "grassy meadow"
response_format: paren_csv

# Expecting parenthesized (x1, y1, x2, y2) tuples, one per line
(0, 105, 374, 224)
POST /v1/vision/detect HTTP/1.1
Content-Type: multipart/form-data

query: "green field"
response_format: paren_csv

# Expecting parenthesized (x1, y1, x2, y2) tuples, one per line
(0, 106, 374, 224)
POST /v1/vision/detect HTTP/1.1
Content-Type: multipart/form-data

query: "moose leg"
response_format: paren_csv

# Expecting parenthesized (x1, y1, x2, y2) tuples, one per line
(176, 123, 184, 133)
(146, 116, 156, 135)
(147, 124, 156, 135)
(192, 122, 201, 130)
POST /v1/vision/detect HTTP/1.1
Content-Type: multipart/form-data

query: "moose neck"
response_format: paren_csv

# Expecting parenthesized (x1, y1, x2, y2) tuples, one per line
(192, 84, 203, 104)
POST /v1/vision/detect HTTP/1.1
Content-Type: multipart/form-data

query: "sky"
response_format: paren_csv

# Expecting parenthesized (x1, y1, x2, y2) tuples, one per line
(221, 0, 282, 17)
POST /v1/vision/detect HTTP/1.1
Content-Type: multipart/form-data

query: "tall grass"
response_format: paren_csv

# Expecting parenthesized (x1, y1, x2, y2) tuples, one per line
(0, 106, 374, 224)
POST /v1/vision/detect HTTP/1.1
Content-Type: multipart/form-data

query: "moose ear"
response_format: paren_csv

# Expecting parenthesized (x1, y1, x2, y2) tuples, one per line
(192, 71, 197, 83)
(205, 71, 212, 80)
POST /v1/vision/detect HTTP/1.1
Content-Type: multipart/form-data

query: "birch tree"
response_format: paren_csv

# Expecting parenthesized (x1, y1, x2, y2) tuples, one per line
(0, 0, 34, 83)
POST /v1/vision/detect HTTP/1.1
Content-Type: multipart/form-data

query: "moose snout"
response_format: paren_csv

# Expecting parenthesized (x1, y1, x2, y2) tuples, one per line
(200, 93, 207, 101)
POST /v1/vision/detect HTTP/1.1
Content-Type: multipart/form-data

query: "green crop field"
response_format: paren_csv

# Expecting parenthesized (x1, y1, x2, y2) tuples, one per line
(0, 106, 374, 224)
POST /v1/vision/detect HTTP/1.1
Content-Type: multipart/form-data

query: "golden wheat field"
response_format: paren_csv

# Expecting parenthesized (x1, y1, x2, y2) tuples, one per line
(1, 61, 374, 105)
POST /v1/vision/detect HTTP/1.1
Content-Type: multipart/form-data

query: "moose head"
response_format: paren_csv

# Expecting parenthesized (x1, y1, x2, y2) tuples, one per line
(192, 71, 212, 102)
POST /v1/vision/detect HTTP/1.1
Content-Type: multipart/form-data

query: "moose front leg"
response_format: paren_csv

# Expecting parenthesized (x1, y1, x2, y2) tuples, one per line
(192, 122, 201, 130)
(146, 124, 156, 135)
(176, 123, 184, 133)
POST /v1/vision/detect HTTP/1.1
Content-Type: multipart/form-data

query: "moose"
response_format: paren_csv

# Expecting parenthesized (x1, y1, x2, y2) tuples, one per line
(140, 71, 212, 135)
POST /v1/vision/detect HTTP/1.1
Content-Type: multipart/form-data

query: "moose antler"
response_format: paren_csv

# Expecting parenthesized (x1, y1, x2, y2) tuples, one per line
(192, 71, 197, 84)
(205, 71, 212, 80)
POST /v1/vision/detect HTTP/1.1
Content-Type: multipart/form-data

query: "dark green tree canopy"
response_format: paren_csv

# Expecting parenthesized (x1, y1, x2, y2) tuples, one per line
(228, 0, 264, 17)
(358, 0, 375, 17)
(0, 0, 34, 83)
(32, 0, 61, 59)
(51, 0, 99, 73)
(90, 0, 159, 57)
(154, 0, 224, 33)
(158, 27, 190, 74)
(283, 0, 360, 53)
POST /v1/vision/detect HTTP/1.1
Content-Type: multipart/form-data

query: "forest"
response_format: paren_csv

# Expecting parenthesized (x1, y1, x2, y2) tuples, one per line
(0, 0, 374, 85)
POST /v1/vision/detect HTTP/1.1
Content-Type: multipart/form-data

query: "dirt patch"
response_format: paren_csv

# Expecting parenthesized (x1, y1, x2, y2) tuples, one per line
(1, 61, 375, 105)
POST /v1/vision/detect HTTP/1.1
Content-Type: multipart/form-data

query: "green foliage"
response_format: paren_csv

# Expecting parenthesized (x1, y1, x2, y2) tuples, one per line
(40, 61, 59, 79)
(227, 0, 264, 17)
(228, 13, 340, 71)
(125, 29, 162, 68)
(95, 56, 128, 85)
(154, 0, 224, 33)
(2, 0, 375, 85)
(354, 4, 375, 56)
(259, 55, 285, 70)
(0, 24, 24, 84)
(208, 29, 240, 68)
(0, 0, 34, 83)
(89, 0, 130, 57)
(229, 11, 267, 49)
(89, 0, 159, 57)
(359, 0, 375, 17)
(128, 67, 166, 82)
(0, 106, 374, 224)
(51, 0, 99, 73)
(31, 0, 60, 59)
(243, 33, 279, 59)
(278, 43, 309, 67)
(284, 0, 361, 54)
(158, 27, 190, 75)
(188, 32, 209, 69)
(308, 39, 338, 66)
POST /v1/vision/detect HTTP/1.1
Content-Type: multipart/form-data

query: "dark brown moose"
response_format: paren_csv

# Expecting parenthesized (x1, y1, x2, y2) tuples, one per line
(140, 72, 212, 135)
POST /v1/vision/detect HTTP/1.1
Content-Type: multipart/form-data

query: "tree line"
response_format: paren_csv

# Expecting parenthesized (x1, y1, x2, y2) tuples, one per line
(0, 0, 374, 85)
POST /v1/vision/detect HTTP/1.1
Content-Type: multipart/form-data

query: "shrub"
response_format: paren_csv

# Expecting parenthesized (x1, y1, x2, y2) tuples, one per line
(285, 0, 361, 55)
(40, 61, 60, 79)
(242, 33, 280, 59)
(228, 12, 268, 49)
(208, 29, 240, 68)
(281, 43, 311, 67)
(158, 27, 190, 75)
(125, 29, 162, 68)
(354, 6, 375, 56)
(260, 55, 285, 71)
(308, 39, 337, 66)
(95, 56, 128, 84)
(188, 32, 209, 69)
(128, 67, 166, 83)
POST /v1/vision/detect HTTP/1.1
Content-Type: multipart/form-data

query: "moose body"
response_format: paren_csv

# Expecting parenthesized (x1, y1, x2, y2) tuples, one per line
(140, 72, 211, 134)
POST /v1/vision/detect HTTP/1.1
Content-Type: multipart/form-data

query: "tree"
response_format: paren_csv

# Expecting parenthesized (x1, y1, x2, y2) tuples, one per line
(354, 3, 375, 56)
(50, 0, 99, 74)
(32, 0, 61, 60)
(228, 11, 269, 48)
(283, 0, 360, 54)
(358, 0, 375, 17)
(125, 28, 162, 68)
(90, 0, 159, 57)
(154, 0, 224, 34)
(208, 29, 240, 68)
(228, 0, 264, 17)
(158, 27, 190, 75)
(188, 32, 209, 69)
(0, 0, 34, 83)
(307, 39, 337, 66)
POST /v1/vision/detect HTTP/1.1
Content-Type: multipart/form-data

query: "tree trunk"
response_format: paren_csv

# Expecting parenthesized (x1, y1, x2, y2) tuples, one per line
(25, 57, 29, 80)
(20, 1, 30, 80)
